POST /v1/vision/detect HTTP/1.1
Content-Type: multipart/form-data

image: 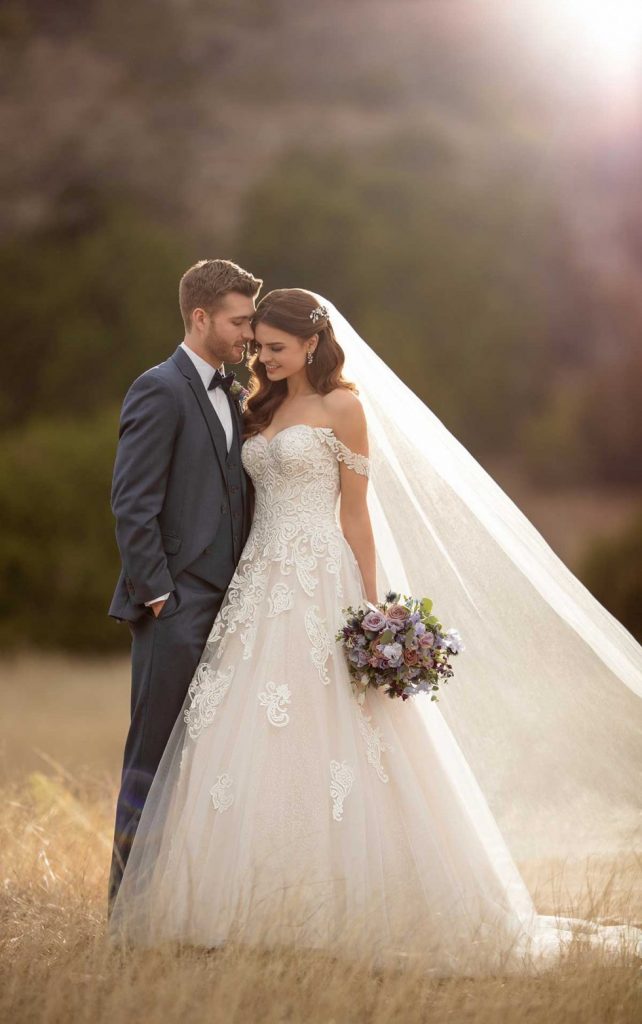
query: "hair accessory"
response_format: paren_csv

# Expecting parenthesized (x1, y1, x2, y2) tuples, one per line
(309, 304, 329, 325)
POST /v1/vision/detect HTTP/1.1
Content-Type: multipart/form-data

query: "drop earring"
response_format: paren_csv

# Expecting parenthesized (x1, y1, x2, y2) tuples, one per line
(307, 349, 314, 364)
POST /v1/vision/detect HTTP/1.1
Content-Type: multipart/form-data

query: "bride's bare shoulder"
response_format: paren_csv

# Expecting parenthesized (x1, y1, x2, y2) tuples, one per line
(321, 388, 368, 448)
(322, 387, 364, 419)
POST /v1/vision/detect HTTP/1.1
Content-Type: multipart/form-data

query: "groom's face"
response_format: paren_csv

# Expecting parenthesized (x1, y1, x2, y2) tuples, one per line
(201, 292, 256, 365)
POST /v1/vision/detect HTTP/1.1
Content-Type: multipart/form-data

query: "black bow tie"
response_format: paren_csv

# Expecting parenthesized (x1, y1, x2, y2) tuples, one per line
(208, 369, 235, 394)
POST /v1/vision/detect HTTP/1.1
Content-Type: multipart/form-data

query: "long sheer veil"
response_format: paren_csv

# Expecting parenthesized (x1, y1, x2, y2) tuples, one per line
(316, 293, 642, 866)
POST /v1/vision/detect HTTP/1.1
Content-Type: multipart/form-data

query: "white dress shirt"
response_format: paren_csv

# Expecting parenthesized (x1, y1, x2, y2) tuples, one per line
(145, 342, 234, 607)
(179, 341, 234, 451)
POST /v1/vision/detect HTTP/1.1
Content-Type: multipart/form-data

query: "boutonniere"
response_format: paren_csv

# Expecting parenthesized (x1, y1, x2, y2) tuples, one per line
(229, 380, 250, 409)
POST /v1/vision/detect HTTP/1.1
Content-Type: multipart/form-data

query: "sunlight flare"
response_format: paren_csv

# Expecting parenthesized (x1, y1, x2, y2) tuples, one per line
(545, 0, 642, 87)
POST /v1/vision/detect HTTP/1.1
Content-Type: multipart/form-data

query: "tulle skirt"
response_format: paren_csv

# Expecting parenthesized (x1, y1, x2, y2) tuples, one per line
(109, 534, 640, 974)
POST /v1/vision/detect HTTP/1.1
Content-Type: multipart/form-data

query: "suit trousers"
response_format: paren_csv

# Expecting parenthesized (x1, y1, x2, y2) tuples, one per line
(108, 564, 233, 911)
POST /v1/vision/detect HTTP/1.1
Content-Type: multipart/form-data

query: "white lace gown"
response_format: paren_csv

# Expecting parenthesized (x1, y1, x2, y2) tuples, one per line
(110, 424, 640, 973)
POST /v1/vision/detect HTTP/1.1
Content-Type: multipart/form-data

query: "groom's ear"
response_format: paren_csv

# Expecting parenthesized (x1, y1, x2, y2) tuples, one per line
(190, 307, 208, 331)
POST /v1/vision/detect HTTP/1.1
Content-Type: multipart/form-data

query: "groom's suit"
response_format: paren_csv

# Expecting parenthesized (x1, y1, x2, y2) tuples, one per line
(108, 343, 251, 910)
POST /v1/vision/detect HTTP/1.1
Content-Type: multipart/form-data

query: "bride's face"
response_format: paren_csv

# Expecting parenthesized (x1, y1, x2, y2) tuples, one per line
(253, 323, 315, 381)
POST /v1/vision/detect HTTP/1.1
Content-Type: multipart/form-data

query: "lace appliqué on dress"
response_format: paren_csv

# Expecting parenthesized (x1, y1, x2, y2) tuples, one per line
(240, 427, 358, 604)
(305, 605, 333, 685)
(206, 558, 268, 660)
(184, 664, 234, 739)
(357, 710, 392, 784)
(268, 582, 295, 617)
(330, 759, 355, 821)
(210, 773, 234, 813)
(240, 622, 257, 661)
(258, 681, 292, 727)
(319, 428, 370, 477)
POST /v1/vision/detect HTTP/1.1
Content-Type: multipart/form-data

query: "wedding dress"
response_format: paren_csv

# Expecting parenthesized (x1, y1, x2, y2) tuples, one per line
(109, 319, 642, 974)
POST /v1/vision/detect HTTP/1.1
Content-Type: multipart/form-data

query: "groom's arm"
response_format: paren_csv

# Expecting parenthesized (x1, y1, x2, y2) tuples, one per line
(111, 371, 180, 607)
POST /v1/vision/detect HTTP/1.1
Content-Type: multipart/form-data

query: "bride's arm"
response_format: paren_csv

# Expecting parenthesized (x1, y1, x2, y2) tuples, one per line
(325, 390, 378, 604)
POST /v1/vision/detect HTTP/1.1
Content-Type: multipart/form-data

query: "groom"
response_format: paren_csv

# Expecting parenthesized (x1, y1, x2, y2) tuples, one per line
(107, 258, 262, 911)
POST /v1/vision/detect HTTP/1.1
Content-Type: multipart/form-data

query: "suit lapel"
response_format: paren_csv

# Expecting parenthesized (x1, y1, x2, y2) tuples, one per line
(192, 383, 229, 474)
(228, 393, 242, 457)
(171, 346, 228, 477)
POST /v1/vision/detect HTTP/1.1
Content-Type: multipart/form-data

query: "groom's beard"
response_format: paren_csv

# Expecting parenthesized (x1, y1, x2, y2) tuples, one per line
(230, 342, 246, 364)
(198, 312, 249, 366)
(207, 330, 248, 365)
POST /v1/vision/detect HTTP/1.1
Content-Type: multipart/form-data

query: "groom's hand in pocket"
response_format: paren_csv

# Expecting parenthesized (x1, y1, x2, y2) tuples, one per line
(150, 598, 167, 618)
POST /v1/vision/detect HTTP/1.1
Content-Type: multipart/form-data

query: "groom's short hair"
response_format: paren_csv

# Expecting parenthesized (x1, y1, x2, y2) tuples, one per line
(179, 259, 263, 330)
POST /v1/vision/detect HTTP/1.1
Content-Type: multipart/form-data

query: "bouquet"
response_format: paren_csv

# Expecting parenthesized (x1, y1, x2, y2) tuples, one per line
(336, 591, 463, 704)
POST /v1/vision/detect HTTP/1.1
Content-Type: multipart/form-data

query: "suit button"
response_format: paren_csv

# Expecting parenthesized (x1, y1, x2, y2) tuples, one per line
(231, 485, 238, 494)
(220, 504, 227, 514)
(228, 463, 236, 470)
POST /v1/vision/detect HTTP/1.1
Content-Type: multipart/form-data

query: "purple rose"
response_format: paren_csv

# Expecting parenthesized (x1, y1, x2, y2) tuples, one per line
(362, 610, 387, 632)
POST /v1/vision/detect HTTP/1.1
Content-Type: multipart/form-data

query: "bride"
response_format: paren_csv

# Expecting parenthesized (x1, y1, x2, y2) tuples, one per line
(109, 288, 642, 973)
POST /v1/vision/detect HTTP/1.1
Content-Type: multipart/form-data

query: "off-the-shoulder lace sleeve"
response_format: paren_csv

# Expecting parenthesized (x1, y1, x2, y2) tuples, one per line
(320, 428, 370, 477)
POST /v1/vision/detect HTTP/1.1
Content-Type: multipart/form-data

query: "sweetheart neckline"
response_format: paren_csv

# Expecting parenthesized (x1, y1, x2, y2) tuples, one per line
(251, 424, 334, 447)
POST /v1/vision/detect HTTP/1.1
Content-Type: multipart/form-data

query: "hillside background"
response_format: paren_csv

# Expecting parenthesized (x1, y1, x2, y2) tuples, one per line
(1, 0, 641, 651)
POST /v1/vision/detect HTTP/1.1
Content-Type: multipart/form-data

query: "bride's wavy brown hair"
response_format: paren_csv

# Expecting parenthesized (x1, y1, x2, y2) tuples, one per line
(244, 288, 357, 438)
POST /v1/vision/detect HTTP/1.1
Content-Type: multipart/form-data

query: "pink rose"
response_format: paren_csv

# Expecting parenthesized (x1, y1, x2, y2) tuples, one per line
(386, 604, 410, 626)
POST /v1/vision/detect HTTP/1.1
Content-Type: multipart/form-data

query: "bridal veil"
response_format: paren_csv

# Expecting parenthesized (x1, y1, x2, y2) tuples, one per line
(317, 293, 642, 867)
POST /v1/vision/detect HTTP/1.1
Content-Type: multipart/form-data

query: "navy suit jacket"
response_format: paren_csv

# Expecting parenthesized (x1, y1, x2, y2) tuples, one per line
(108, 345, 249, 622)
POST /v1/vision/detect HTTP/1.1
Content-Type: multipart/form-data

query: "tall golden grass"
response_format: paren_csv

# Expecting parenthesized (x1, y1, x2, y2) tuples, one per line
(1, 656, 640, 1023)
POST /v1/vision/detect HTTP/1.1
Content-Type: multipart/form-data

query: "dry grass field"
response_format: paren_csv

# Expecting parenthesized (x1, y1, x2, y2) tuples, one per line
(1, 655, 640, 1024)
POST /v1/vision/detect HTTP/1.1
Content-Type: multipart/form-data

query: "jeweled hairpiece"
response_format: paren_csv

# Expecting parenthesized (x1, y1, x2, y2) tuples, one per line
(309, 304, 329, 325)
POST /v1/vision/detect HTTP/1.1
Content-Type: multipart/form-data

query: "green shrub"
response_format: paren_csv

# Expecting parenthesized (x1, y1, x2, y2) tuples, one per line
(0, 409, 128, 651)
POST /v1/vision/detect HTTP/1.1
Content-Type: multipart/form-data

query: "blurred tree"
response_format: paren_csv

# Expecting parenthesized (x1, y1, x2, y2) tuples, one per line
(578, 341, 642, 487)
(519, 373, 593, 486)
(236, 138, 582, 456)
(521, 347, 642, 486)
(0, 188, 192, 428)
(1, 0, 92, 36)
(0, 408, 126, 651)
(580, 510, 642, 643)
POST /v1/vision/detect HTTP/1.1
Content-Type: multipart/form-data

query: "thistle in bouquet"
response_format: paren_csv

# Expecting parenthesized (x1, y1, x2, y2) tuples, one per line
(336, 590, 464, 705)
